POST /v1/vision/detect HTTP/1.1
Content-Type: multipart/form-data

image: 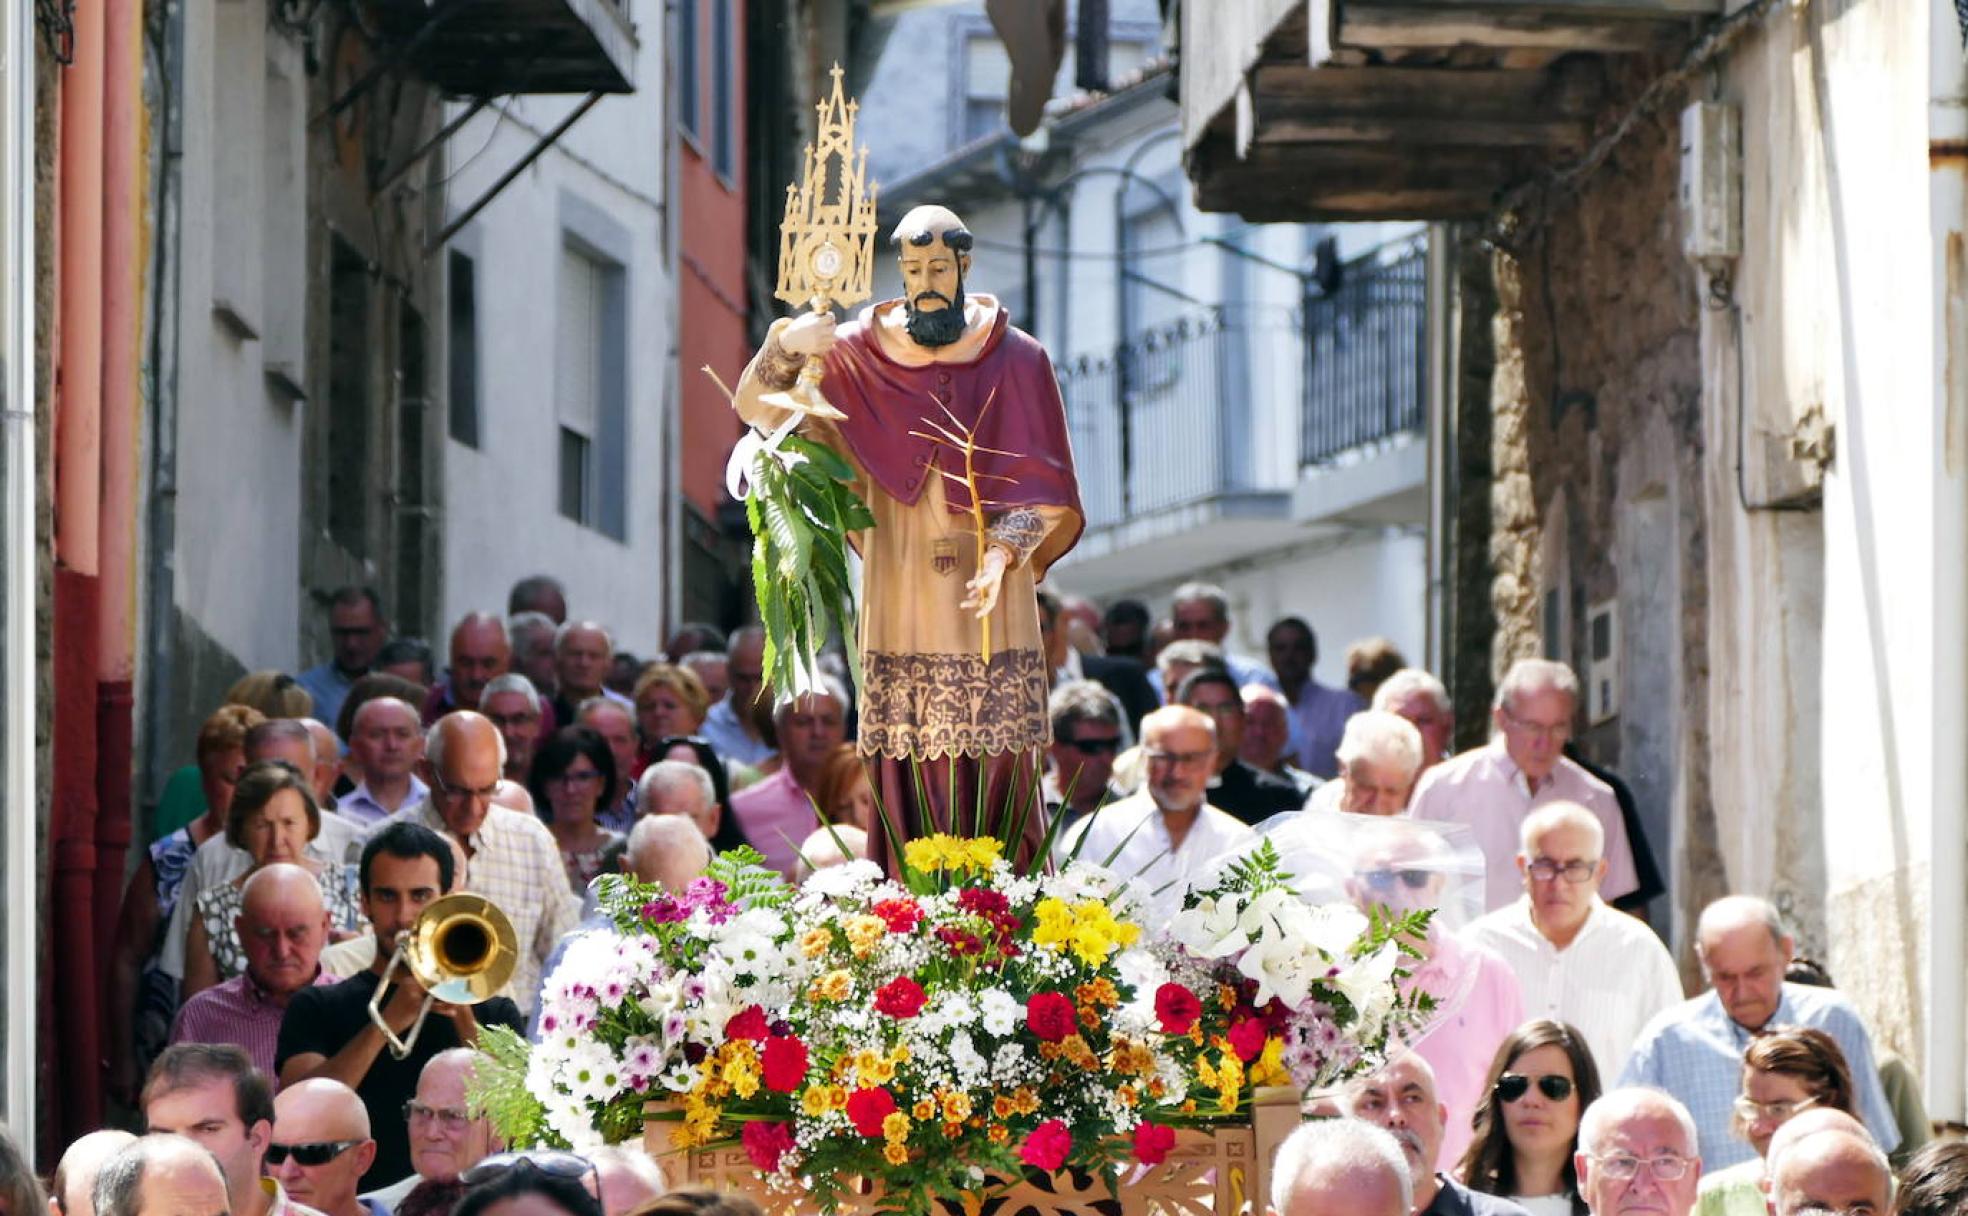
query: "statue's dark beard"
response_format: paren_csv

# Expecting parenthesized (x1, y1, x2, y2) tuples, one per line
(904, 284, 968, 347)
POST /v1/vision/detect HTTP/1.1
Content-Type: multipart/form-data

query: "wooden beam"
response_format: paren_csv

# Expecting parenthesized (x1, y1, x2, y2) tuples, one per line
(1249, 110, 1588, 148)
(1335, 3, 1699, 52)
(1187, 132, 1537, 221)
(1247, 63, 1606, 116)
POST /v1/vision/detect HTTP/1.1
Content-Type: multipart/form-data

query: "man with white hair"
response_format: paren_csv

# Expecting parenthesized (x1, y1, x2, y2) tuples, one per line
(1762, 1114, 1890, 1216)
(621, 815, 712, 892)
(1408, 658, 1640, 911)
(51, 1130, 138, 1216)
(1060, 705, 1253, 919)
(1238, 685, 1317, 797)
(1574, 1088, 1702, 1216)
(1305, 710, 1424, 816)
(478, 673, 547, 782)
(1267, 1118, 1411, 1216)
(549, 620, 627, 725)
(585, 1146, 666, 1216)
(635, 760, 720, 841)
(1464, 803, 1683, 1080)
(1372, 668, 1455, 772)
(1618, 895, 1898, 1169)
(92, 1135, 230, 1216)
(302, 720, 344, 808)
(794, 824, 869, 882)
(1341, 1053, 1530, 1215)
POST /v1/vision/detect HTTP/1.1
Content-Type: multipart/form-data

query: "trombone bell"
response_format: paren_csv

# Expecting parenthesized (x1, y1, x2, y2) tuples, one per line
(368, 893, 518, 1059)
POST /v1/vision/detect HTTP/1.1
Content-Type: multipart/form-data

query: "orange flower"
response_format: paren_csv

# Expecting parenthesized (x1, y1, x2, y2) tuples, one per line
(912, 1100, 937, 1122)
(988, 1126, 1010, 1145)
(940, 1092, 973, 1123)
(992, 1096, 1014, 1120)
(1075, 979, 1119, 1009)
(942, 1122, 964, 1139)
(1012, 1088, 1040, 1116)
(884, 1143, 910, 1166)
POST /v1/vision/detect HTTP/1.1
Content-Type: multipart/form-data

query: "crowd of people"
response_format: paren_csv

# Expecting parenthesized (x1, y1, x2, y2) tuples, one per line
(9, 572, 1948, 1216)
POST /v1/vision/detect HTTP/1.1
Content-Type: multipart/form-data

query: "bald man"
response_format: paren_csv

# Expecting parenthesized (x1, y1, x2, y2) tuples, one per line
(622, 815, 712, 893)
(302, 721, 344, 808)
(1767, 1131, 1891, 1216)
(585, 1146, 665, 1216)
(737, 201, 1082, 875)
(424, 613, 511, 725)
(342, 699, 428, 826)
(1268, 1119, 1412, 1216)
(92, 1135, 229, 1216)
(51, 1130, 138, 1216)
(271, 1080, 379, 1216)
(170, 863, 333, 1078)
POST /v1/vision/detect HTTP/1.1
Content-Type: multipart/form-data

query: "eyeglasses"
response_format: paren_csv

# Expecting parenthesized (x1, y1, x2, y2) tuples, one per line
(1065, 736, 1121, 756)
(266, 1141, 363, 1167)
(1503, 710, 1570, 741)
(1358, 868, 1435, 890)
(402, 1101, 473, 1131)
(460, 1150, 600, 1193)
(1495, 1073, 1575, 1103)
(1526, 858, 1600, 883)
(431, 772, 501, 805)
(1144, 748, 1213, 770)
(1733, 1094, 1820, 1123)
(1590, 1152, 1693, 1182)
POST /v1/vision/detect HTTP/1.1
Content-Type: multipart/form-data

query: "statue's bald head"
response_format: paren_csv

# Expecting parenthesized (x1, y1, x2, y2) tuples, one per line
(892, 205, 973, 255)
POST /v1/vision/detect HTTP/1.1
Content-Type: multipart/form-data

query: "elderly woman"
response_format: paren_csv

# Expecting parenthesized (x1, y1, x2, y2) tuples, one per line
(107, 703, 265, 1105)
(179, 761, 363, 1000)
(1694, 1027, 1859, 1216)
(633, 664, 710, 768)
(1306, 709, 1425, 815)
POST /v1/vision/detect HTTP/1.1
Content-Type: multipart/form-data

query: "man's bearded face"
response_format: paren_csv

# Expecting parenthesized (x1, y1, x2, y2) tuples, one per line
(899, 237, 970, 348)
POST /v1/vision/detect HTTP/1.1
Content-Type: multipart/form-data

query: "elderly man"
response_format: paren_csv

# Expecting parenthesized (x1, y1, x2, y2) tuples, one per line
(1343, 1053, 1531, 1215)
(421, 614, 510, 725)
(1574, 1088, 1702, 1216)
(1373, 669, 1456, 772)
(1143, 583, 1276, 701)
(478, 674, 546, 782)
(635, 760, 720, 841)
(141, 1044, 294, 1216)
(92, 1136, 230, 1216)
(302, 721, 344, 807)
(298, 587, 389, 733)
(506, 576, 567, 626)
(699, 626, 774, 767)
(1060, 706, 1253, 920)
(1043, 680, 1126, 824)
(621, 815, 712, 892)
(269, 1080, 379, 1216)
(170, 864, 336, 1078)
(1239, 685, 1318, 797)
(1762, 1119, 1891, 1216)
(278, 820, 526, 1188)
(1265, 616, 1364, 780)
(675, 651, 729, 708)
(729, 681, 848, 879)
(340, 698, 429, 827)
(1176, 668, 1303, 825)
(507, 612, 561, 705)
(1465, 804, 1682, 1081)
(1305, 710, 1425, 816)
(1408, 659, 1640, 911)
(363, 1049, 501, 1212)
(575, 698, 640, 832)
(383, 712, 582, 1012)
(794, 824, 869, 882)
(585, 1147, 666, 1216)
(1267, 1119, 1412, 1216)
(1618, 896, 1899, 1169)
(550, 621, 626, 724)
(51, 1130, 138, 1216)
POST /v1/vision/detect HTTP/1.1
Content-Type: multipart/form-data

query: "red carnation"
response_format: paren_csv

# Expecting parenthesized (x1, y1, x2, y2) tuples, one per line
(1132, 1122, 1177, 1167)
(761, 1034, 809, 1093)
(874, 976, 929, 1019)
(936, 925, 984, 956)
(872, 899, 924, 933)
(957, 887, 1010, 917)
(1018, 1119, 1073, 1171)
(724, 1005, 769, 1042)
(1227, 1016, 1268, 1062)
(846, 1087, 898, 1138)
(1026, 992, 1077, 1042)
(1155, 984, 1202, 1035)
(742, 1121, 796, 1172)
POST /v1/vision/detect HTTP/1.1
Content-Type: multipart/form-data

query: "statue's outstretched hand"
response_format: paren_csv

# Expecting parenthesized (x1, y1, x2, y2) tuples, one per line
(780, 311, 839, 358)
(961, 546, 1011, 619)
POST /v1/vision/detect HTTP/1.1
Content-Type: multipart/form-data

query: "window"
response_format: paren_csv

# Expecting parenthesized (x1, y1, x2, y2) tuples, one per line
(677, 0, 699, 140)
(447, 250, 479, 447)
(555, 240, 629, 539)
(961, 35, 1010, 144)
(711, 0, 736, 180)
(327, 236, 372, 555)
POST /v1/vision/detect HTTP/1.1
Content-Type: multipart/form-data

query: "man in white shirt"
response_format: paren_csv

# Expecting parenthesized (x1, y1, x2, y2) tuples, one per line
(1059, 705, 1252, 919)
(1464, 803, 1683, 1080)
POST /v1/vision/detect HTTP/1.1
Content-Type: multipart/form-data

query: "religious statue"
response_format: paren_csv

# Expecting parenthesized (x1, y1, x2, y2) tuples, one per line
(731, 81, 1082, 869)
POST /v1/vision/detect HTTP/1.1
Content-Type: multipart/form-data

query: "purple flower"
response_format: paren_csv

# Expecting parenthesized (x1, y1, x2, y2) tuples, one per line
(769, 1019, 793, 1037)
(683, 1042, 708, 1064)
(643, 897, 687, 924)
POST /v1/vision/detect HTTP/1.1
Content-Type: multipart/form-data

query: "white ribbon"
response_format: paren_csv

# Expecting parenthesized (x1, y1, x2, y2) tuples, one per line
(723, 411, 806, 501)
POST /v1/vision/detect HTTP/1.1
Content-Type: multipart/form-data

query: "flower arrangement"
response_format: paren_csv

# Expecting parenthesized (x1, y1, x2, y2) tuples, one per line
(471, 835, 1427, 1215)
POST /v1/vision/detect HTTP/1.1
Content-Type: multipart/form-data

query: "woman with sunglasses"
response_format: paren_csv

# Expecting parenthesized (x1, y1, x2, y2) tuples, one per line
(1458, 1019, 1603, 1216)
(1694, 1026, 1857, 1216)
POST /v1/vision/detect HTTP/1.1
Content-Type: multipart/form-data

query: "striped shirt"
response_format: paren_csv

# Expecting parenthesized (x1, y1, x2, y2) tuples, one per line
(169, 969, 335, 1081)
(383, 803, 581, 1016)
(1464, 895, 1684, 1081)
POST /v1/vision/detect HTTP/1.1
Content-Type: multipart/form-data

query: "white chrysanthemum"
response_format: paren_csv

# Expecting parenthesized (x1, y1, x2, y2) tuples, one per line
(803, 859, 883, 898)
(978, 989, 1020, 1037)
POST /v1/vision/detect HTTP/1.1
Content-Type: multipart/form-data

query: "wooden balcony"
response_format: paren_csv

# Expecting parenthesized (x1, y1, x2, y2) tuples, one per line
(370, 0, 638, 97)
(1178, 0, 1718, 220)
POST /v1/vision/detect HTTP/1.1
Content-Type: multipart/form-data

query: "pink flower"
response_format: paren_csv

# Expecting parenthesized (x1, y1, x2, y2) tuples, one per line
(1026, 992, 1077, 1042)
(1154, 984, 1202, 1035)
(1133, 1122, 1177, 1166)
(742, 1121, 795, 1172)
(874, 976, 928, 1019)
(1019, 1119, 1073, 1171)
(761, 1035, 809, 1093)
(724, 1005, 770, 1042)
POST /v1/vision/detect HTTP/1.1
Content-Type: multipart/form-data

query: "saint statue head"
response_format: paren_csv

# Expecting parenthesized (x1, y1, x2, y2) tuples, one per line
(892, 205, 974, 348)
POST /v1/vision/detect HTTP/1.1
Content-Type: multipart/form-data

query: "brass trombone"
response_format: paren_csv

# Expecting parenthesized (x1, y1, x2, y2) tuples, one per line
(367, 893, 518, 1059)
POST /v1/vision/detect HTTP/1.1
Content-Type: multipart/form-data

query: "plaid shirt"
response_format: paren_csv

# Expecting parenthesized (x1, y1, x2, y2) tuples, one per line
(384, 803, 581, 1016)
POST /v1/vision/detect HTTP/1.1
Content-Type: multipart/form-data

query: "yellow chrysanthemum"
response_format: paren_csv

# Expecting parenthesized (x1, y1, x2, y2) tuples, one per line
(1250, 1036, 1291, 1088)
(883, 1112, 913, 1143)
(912, 1100, 936, 1122)
(844, 915, 887, 958)
(799, 928, 833, 958)
(1012, 1088, 1040, 1116)
(811, 970, 853, 1002)
(801, 1088, 834, 1118)
(987, 1126, 1010, 1145)
(884, 1143, 911, 1166)
(940, 1092, 973, 1123)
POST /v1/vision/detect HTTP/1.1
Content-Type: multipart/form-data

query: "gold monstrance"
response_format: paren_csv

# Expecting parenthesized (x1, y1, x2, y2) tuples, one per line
(761, 64, 881, 421)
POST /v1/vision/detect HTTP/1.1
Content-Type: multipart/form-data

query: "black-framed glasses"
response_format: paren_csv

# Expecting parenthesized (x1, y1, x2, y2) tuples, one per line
(1495, 1073, 1575, 1103)
(266, 1140, 363, 1167)
(1526, 857, 1600, 883)
(461, 1150, 600, 1193)
(1065, 736, 1121, 756)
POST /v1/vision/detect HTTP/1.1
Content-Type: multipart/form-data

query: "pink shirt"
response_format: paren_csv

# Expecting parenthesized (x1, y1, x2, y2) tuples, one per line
(729, 767, 818, 880)
(1407, 739, 1639, 912)
(1407, 933, 1525, 1173)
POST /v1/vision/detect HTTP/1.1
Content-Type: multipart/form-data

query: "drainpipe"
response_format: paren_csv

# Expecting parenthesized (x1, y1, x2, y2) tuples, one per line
(1925, 0, 1967, 1123)
(1423, 224, 1452, 673)
(3, 0, 40, 1154)
(96, 0, 141, 962)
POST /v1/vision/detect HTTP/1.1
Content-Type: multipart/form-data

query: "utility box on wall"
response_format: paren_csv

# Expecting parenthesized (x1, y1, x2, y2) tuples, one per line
(1678, 101, 1741, 270)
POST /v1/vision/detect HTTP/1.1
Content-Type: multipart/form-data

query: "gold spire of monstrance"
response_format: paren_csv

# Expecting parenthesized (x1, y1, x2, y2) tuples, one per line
(761, 63, 881, 421)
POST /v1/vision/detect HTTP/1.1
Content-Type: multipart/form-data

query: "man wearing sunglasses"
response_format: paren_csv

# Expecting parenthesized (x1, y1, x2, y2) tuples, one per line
(1342, 1053, 1531, 1215)
(141, 1044, 312, 1216)
(1574, 1088, 1702, 1216)
(1042, 681, 1127, 825)
(269, 1080, 379, 1216)
(1465, 804, 1683, 1081)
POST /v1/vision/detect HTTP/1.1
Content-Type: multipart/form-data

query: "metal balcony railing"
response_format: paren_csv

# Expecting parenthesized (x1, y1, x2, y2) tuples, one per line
(1302, 239, 1427, 466)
